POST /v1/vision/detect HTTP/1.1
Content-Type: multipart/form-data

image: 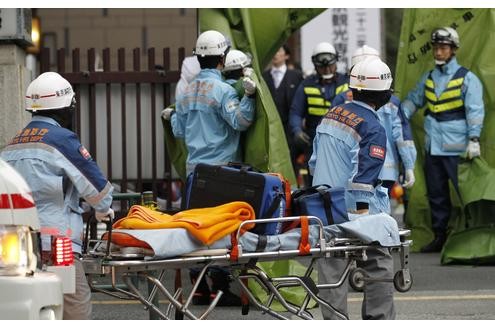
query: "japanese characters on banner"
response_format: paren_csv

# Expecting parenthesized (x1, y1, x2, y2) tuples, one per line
(300, 8, 382, 76)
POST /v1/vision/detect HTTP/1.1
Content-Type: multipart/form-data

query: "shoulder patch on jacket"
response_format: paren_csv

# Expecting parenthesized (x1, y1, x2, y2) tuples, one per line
(369, 145, 385, 160)
(79, 146, 92, 160)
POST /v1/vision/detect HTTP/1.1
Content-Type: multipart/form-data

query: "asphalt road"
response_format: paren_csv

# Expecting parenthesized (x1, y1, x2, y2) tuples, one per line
(90, 251, 495, 320)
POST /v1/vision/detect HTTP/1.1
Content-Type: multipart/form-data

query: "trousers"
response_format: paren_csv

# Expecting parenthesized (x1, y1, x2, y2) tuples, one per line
(317, 247, 395, 320)
(63, 257, 92, 320)
(424, 153, 459, 236)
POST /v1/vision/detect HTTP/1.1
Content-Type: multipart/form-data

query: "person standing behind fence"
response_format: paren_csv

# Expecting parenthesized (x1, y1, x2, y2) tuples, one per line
(289, 42, 349, 187)
(401, 27, 485, 253)
(0, 72, 114, 319)
(161, 30, 257, 306)
(309, 58, 395, 320)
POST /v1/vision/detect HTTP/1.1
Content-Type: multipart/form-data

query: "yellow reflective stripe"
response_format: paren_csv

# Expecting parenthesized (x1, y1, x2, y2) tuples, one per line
(428, 99, 464, 113)
(304, 87, 321, 95)
(425, 90, 437, 102)
(439, 89, 462, 101)
(425, 79, 434, 89)
(447, 77, 464, 88)
(325, 100, 331, 107)
(307, 97, 325, 106)
(336, 83, 349, 95)
(308, 107, 329, 116)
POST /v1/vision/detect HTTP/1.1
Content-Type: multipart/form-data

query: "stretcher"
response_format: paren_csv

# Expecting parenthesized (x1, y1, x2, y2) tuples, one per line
(82, 214, 413, 320)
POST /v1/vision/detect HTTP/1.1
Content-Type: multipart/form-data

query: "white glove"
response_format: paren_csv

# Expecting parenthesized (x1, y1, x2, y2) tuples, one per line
(95, 208, 115, 222)
(243, 67, 254, 78)
(242, 77, 257, 96)
(295, 131, 311, 146)
(402, 169, 416, 189)
(161, 107, 175, 120)
(467, 140, 481, 159)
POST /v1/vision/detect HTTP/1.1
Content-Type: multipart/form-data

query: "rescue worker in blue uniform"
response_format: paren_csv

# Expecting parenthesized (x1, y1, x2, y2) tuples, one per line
(309, 57, 395, 319)
(333, 46, 417, 195)
(289, 42, 349, 186)
(401, 27, 485, 252)
(1, 72, 114, 320)
(162, 30, 257, 306)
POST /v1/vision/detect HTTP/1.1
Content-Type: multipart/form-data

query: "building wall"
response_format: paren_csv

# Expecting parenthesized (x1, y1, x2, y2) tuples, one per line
(37, 8, 197, 72)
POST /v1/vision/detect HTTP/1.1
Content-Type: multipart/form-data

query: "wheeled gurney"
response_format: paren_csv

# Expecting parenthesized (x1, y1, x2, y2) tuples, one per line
(82, 214, 413, 320)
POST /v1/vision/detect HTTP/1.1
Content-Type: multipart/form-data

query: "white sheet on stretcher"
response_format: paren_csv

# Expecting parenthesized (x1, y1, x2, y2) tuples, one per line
(114, 213, 400, 259)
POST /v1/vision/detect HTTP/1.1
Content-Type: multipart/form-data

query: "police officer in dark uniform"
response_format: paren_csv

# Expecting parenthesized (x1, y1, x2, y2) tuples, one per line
(289, 42, 349, 186)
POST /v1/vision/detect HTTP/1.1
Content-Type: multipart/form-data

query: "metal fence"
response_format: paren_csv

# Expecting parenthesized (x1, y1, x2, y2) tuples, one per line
(40, 46, 185, 210)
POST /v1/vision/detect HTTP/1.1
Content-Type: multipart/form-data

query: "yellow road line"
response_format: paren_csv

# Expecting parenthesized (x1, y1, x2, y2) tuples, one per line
(349, 294, 495, 302)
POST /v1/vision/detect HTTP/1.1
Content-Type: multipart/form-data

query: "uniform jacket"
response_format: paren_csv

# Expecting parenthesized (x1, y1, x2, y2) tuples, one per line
(1, 116, 113, 253)
(172, 69, 255, 175)
(401, 57, 484, 156)
(308, 101, 390, 214)
(289, 73, 349, 141)
(333, 92, 417, 182)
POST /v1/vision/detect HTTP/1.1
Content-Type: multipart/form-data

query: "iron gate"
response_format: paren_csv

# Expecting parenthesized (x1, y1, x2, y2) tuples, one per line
(40, 46, 185, 211)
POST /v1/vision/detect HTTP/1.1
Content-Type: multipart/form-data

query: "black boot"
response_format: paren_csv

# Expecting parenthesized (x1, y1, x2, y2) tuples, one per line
(420, 234, 447, 253)
(209, 270, 241, 307)
(190, 271, 211, 305)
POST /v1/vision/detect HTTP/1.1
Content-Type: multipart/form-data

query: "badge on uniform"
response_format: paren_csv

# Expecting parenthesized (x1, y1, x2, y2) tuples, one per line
(369, 145, 385, 160)
(79, 146, 92, 160)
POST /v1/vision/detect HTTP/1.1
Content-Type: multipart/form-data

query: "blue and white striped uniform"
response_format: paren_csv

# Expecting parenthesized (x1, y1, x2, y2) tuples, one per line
(333, 92, 417, 182)
(172, 69, 255, 175)
(309, 100, 390, 214)
(1, 116, 113, 253)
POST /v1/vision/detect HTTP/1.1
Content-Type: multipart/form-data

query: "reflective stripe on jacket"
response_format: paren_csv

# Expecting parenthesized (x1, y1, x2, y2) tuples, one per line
(0, 116, 113, 253)
(425, 66, 468, 120)
(309, 101, 390, 214)
(402, 57, 485, 156)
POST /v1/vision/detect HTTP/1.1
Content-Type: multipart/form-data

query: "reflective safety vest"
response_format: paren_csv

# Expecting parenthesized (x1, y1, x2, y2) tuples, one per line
(424, 67, 468, 120)
(304, 82, 349, 116)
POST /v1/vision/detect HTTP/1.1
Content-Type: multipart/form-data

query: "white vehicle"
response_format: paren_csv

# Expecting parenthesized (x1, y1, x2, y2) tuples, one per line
(0, 159, 69, 319)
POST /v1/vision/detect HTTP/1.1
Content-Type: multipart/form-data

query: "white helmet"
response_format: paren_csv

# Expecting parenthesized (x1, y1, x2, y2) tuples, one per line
(223, 49, 252, 72)
(349, 57, 393, 91)
(25, 72, 75, 112)
(351, 45, 380, 67)
(194, 30, 230, 57)
(311, 42, 338, 66)
(431, 27, 460, 48)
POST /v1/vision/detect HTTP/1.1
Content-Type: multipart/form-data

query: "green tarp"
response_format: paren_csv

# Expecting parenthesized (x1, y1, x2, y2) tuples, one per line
(161, 8, 325, 309)
(199, 8, 324, 311)
(162, 8, 324, 184)
(395, 9, 495, 263)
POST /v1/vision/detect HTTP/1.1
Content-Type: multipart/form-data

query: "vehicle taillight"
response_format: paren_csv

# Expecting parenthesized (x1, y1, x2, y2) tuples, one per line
(51, 237, 73, 266)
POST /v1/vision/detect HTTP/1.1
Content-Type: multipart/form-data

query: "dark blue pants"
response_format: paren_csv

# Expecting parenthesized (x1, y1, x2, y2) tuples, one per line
(424, 153, 459, 236)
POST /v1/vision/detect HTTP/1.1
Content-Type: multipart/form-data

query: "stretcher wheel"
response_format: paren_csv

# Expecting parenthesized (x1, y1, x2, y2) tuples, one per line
(393, 270, 413, 293)
(348, 268, 367, 292)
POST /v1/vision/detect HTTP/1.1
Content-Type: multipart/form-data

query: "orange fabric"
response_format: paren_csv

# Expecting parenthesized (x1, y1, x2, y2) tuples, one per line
(112, 201, 256, 245)
(298, 216, 311, 255)
(102, 231, 152, 249)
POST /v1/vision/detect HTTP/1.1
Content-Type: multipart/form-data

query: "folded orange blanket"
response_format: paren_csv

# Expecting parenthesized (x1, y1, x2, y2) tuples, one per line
(112, 201, 256, 245)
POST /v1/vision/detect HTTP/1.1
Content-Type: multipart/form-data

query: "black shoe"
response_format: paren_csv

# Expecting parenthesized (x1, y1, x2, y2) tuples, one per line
(420, 235, 446, 253)
(192, 292, 211, 305)
(211, 289, 242, 307)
